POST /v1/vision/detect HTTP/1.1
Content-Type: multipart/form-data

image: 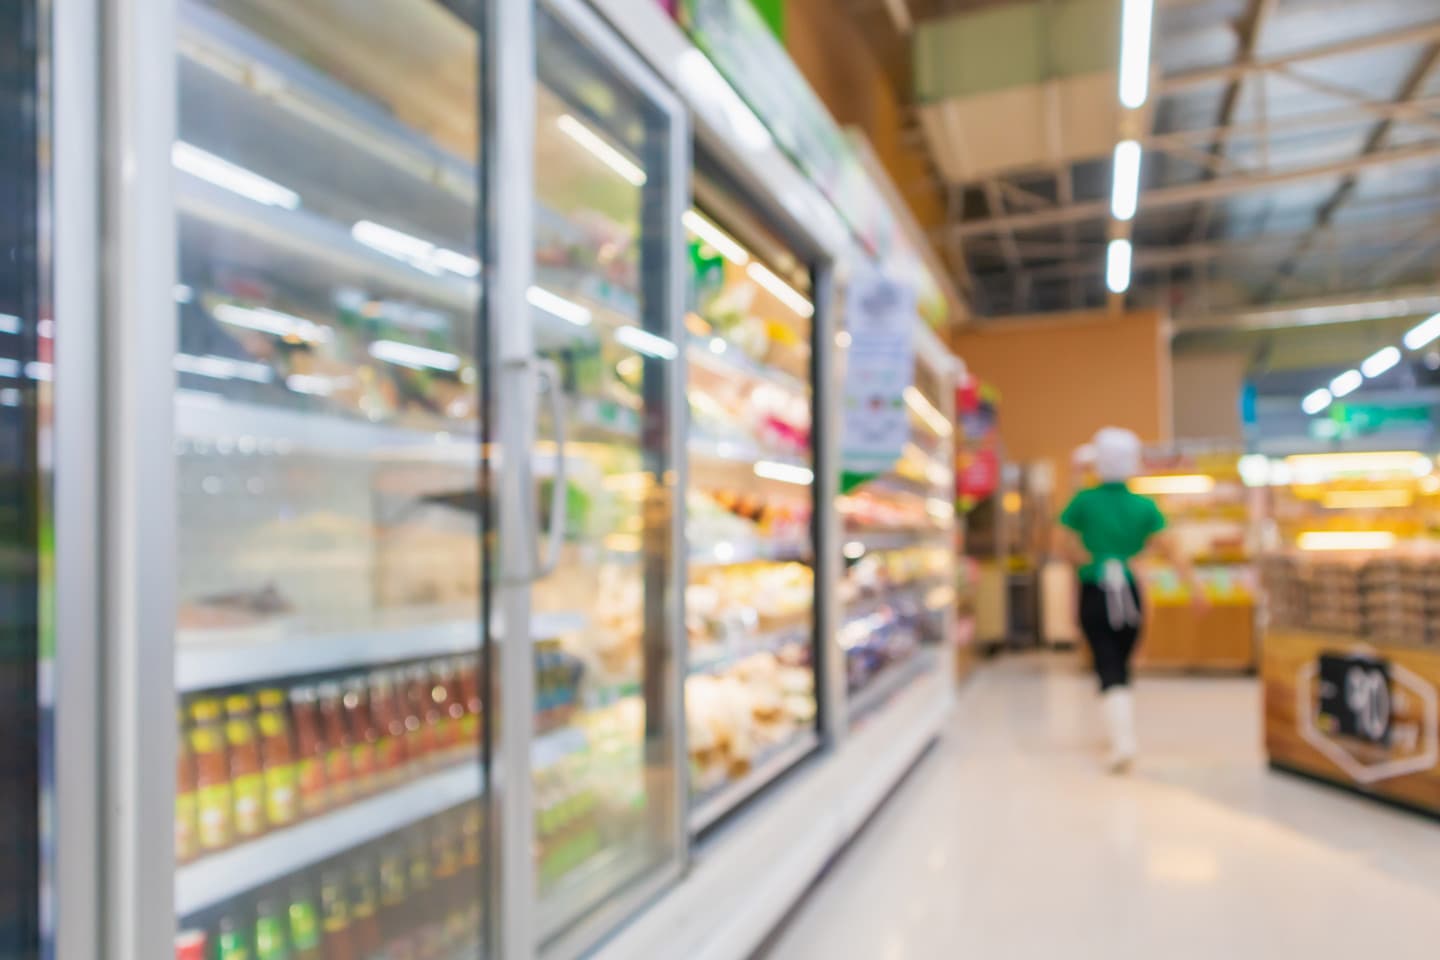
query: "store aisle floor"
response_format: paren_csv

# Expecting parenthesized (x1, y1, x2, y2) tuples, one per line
(762, 654, 1440, 960)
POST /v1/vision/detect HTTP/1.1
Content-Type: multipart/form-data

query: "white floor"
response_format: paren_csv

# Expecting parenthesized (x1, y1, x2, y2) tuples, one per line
(763, 653, 1440, 960)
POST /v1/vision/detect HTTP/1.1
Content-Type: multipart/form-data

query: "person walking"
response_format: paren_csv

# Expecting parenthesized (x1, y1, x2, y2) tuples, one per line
(1057, 427, 1204, 772)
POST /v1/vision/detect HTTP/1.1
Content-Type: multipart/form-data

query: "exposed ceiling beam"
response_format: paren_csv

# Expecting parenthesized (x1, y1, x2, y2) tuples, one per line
(1273, 65, 1440, 137)
(1370, 219, 1440, 287)
(946, 140, 1440, 238)
(1160, 20, 1440, 92)
(1188, 0, 1277, 244)
(1259, 43, 1440, 301)
(1174, 285, 1440, 331)
(981, 179, 1025, 308)
(1146, 95, 1440, 150)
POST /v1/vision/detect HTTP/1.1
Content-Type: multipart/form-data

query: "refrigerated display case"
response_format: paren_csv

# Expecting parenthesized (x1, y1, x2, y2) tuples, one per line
(1, 2, 47, 955)
(681, 156, 821, 833)
(170, 0, 493, 955)
(838, 350, 957, 721)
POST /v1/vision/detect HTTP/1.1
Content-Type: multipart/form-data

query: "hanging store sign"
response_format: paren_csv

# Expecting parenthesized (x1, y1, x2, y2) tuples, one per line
(841, 268, 916, 484)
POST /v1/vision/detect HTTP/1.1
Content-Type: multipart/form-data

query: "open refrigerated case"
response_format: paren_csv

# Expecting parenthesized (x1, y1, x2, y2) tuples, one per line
(838, 349, 957, 722)
(680, 156, 822, 834)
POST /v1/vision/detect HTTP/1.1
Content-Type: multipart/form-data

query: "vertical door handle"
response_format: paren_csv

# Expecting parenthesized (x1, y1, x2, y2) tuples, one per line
(534, 357, 567, 580)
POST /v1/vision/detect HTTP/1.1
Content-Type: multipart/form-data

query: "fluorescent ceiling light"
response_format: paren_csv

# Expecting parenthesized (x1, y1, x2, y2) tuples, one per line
(285, 373, 338, 396)
(556, 114, 647, 187)
(1106, 238, 1133, 294)
(0, 313, 20, 334)
(173, 141, 300, 210)
(843, 540, 866, 560)
(684, 210, 750, 265)
(1329, 369, 1363, 398)
(754, 459, 814, 485)
(746, 262, 813, 318)
(835, 330, 852, 349)
(527, 286, 592, 327)
(432, 248, 481, 278)
(174, 285, 195, 305)
(368, 340, 462, 372)
(1237, 454, 1270, 487)
(1128, 474, 1216, 496)
(1119, 0, 1155, 109)
(1403, 311, 1440, 350)
(1301, 388, 1333, 415)
(615, 325, 679, 360)
(1361, 346, 1401, 378)
(1110, 140, 1143, 221)
(0, 358, 20, 378)
(1297, 530, 1397, 552)
(708, 337, 727, 354)
(904, 385, 953, 437)
(213, 303, 331, 344)
(174, 353, 273, 383)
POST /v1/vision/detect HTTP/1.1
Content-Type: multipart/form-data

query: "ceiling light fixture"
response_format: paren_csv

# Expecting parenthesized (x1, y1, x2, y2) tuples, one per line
(1106, 239, 1133, 294)
(1361, 346, 1401, 378)
(1301, 388, 1333, 415)
(556, 114, 647, 187)
(368, 340, 463, 372)
(1118, 0, 1155, 109)
(1403, 311, 1440, 350)
(1329, 369, 1363, 399)
(1110, 140, 1143, 221)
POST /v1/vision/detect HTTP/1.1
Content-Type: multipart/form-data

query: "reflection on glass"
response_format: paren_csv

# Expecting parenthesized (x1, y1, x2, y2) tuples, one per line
(171, 1, 488, 956)
(838, 360, 956, 719)
(530, 9, 681, 950)
(683, 161, 819, 832)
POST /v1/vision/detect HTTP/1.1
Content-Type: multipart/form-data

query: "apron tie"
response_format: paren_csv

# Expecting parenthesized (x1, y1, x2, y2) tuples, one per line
(1100, 558, 1140, 630)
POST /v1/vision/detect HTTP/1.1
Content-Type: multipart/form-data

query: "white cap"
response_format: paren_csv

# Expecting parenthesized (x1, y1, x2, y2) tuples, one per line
(1092, 427, 1142, 482)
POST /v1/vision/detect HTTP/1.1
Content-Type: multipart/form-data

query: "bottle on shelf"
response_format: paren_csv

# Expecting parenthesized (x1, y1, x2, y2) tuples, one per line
(216, 909, 253, 960)
(429, 660, 463, 763)
(255, 896, 291, 960)
(319, 864, 356, 960)
(317, 681, 357, 805)
(347, 853, 385, 960)
(289, 685, 331, 818)
(377, 840, 413, 960)
(176, 709, 199, 865)
(367, 670, 408, 788)
(342, 676, 380, 796)
(189, 695, 234, 854)
(287, 878, 324, 960)
(226, 692, 269, 842)
(400, 666, 436, 771)
(257, 688, 300, 830)
(454, 655, 483, 750)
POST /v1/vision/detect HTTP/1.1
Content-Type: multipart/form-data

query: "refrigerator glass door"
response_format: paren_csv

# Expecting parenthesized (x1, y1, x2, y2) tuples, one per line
(171, 2, 493, 956)
(0, 1, 47, 954)
(685, 162, 820, 834)
(530, 4, 684, 951)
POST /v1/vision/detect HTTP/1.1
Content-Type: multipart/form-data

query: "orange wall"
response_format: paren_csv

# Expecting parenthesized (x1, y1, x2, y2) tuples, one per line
(952, 309, 1172, 493)
(783, 0, 947, 234)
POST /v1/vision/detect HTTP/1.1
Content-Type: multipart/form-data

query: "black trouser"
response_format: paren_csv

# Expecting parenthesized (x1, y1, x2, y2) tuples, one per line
(1078, 581, 1143, 691)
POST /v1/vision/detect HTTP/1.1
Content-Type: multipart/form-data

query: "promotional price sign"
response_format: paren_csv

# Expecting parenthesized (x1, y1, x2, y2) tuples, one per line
(840, 268, 916, 488)
(1264, 630, 1440, 816)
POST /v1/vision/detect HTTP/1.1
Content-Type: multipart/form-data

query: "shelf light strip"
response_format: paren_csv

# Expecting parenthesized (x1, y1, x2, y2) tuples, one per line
(173, 141, 300, 210)
(747, 262, 814, 318)
(556, 114, 647, 187)
(754, 460, 814, 485)
(684, 210, 750, 266)
(904, 386, 952, 438)
(1297, 531, 1398, 552)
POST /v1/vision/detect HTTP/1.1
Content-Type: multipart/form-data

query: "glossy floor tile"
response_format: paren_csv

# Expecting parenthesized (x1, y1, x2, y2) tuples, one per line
(763, 653, 1440, 960)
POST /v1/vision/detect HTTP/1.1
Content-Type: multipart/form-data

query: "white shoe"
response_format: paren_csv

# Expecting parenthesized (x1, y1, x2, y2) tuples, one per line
(1102, 687, 1137, 773)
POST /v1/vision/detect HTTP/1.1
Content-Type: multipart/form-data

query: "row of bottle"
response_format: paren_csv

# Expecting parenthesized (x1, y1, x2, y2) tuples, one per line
(176, 803, 484, 960)
(178, 656, 483, 862)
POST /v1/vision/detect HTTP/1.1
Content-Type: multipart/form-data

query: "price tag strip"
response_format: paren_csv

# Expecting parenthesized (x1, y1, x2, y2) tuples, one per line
(1297, 648, 1439, 785)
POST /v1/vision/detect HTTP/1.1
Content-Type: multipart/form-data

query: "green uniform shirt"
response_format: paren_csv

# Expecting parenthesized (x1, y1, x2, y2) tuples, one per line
(1060, 482, 1167, 584)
